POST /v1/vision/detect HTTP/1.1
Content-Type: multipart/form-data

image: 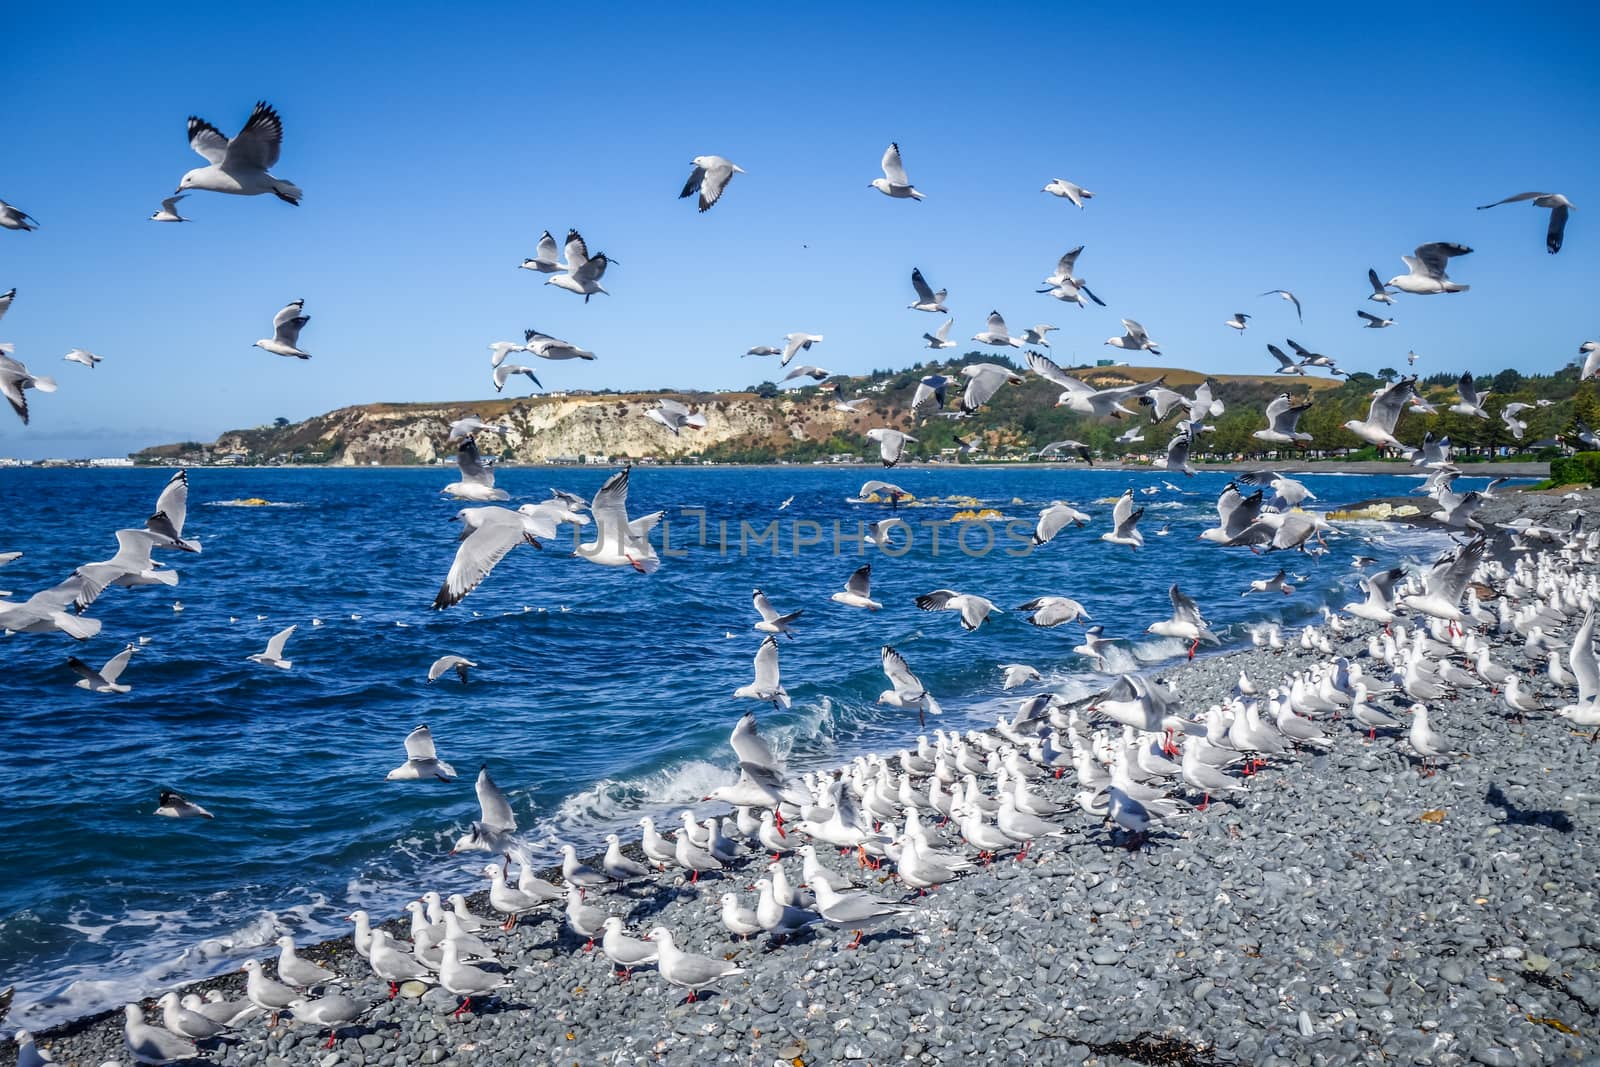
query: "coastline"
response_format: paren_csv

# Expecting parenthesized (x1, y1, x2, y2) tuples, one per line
(7, 488, 1597, 1066)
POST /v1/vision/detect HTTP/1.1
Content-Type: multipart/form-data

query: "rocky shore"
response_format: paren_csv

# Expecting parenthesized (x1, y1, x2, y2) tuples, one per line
(9, 487, 1598, 1067)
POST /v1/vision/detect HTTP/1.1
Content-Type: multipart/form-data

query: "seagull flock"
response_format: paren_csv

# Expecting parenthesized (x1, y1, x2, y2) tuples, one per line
(2, 99, 1597, 1064)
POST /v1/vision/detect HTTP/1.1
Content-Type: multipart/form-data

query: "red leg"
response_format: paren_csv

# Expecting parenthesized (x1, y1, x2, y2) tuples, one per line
(325, 1032, 336, 1049)
(388, 982, 398, 999)
(452, 998, 472, 1018)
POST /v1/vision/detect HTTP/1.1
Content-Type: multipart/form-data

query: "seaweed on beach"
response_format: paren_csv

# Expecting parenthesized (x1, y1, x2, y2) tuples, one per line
(1078, 1031, 1239, 1067)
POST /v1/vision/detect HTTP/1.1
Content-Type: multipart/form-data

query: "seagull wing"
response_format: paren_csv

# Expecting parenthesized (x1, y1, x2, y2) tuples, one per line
(563, 230, 590, 273)
(1168, 584, 1206, 628)
(752, 635, 782, 689)
(263, 625, 296, 659)
(881, 142, 910, 185)
(434, 510, 532, 609)
(222, 102, 286, 171)
(752, 589, 781, 623)
(536, 230, 559, 264)
(476, 766, 517, 831)
(1457, 372, 1480, 407)
(1356, 310, 1381, 325)
(1026, 351, 1090, 393)
(1055, 246, 1083, 278)
(67, 656, 109, 687)
(457, 437, 495, 486)
(1475, 191, 1546, 209)
(405, 725, 440, 762)
(844, 564, 872, 598)
(730, 711, 779, 769)
(1414, 243, 1471, 279)
(679, 163, 706, 201)
(1367, 268, 1387, 295)
(152, 470, 191, 538)
(985, 310, 1008, 336)
(1121, 319, 1149, 343)
(272, 301, 308, 345)
(910, 268, 936, 303)
(186, 117, 229, 163)
(1548, 203, 1569, 254)
(881, 645, 921, 696)
(1366, 376, 1415, 433)
(99, 645, 136, 684)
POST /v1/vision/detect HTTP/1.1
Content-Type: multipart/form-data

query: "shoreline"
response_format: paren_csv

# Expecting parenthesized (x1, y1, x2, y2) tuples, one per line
(7, 490, 1596, 1066)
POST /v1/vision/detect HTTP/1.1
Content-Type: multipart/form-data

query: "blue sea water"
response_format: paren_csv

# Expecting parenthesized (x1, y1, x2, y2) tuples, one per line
(0, 464, 1488, 1027)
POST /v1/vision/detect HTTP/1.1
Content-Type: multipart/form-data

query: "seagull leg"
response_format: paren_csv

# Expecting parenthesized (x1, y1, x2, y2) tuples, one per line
(388, 982, 398, 999)
(1188, 639, 1198, 661)
(452, 998, 472, 1018)
(847, 930, 864, 950)
(325, 1032, 337, 1049)
(1196, 793, 1210, 813)
(584, 938, 594, 952)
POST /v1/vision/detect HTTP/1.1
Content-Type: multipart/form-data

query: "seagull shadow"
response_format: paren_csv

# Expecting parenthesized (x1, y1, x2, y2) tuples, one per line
(1484, 783, 1574, 833)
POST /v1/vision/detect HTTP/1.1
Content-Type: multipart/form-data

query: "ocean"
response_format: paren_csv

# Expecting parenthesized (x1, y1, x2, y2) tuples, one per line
(0, 464, 1484, 1028)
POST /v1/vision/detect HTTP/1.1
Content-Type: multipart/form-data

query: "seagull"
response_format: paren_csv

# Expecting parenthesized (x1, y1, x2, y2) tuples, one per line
(124, 1003, 197, 1065)
(1101, 489, 1145, 548)
(451, 767, 519, 865)
(831, 564, 881, 610)
(1159, 432, 1196, 476)
(734, 635, 791, 709)
(781, 332, 823, 366)
(1387, 242, 1472, 294)
(1028, 352, 1164, 418)
(428, 655, 476, 684)
(1407, 704, 1452, 774)
(879, 645, 941, 728)
(1042, 178, 1094, 207)
(752, 589, 802, 638)
(1038, 246, 1107, 306)
(907, 268, 947, 313)
(1225, 313, 1250, 333)
(599, 917, 659, 979)
(0, 288, 12, 321)
(1001, 664, 1042, 690)
(0, 348, 58, 424)
(0, 200, 39, 231)
(648, 928, 746, 1003)
(522, 328, 597, 361)
(1343, 375, 1416, 450)
(433, 507, 539, 608)
(1500, 402, 1533, 440)
(870, 142, 924, 200)
(1237, 470, 1316, 508)
(972, 310, 1023, 348)
(1366, 268, 1396, 305)
(487, 340, 526, 367)
(254, 299, 310, 359)
(248, 625, 297, 669)
(922, 319, 958, 350)
(1259, 289, 1302, 322)
(155, 789, 214, 819)
(1106, 318, 1161, 355)
(1266, 343, 1307, 376)
(149, 195, 190, 222)
(1401, 537, 1487, 622)
(62, 348, 103, 369)
(744, 345, 782, 357)
(276, 934, 337, 989)
(865, 428, 916, 468)
(1252, 393, 1314, 446)
(1033, 501, 1091, 545)
(782, 364, 830, 383)
(909, 374, 949, 417)
(1356, 310, 1394, 329)
(1037, 440, 1091, 463)
(439, 940, 509, 1017)
(1242, 569, 1294, 596)
(69, 644, 137, 694)
(1450, 373, 1491, 419)
(178, 101, 301, 204)
(1147, 584, 1220, 659)
(578, 468, 662, 572)
(492, 362, 542, 393)
(441, 438, 509, 502)
(1580, 341, 1598, 381)
(646, 398, 707, 435)
(680, 155, 745, 212)
(387, 725, 458, 781)
(519, 230, 564, 273)
(959, 363, 1024, 413)
(1020, 324, 1057, 347)
(1476, 191, 1575, 253)
(446, 415, 510, 443)
(1016, 596, 1091, 628)
(835, 396, 869, 414)
(546, 230, 613, 301)
(915, 589, 1002, 632)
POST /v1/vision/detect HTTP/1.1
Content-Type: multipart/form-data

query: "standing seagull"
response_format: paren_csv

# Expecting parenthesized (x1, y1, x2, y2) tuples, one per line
(248, 625, 297, 670)
(0, 200, 39, 231)
(1042, 178, 1094, 207)
(1259, 290, 1303, 322)
(177, 101, 302, 205)
(150, 195, 190, 222)
(1387, 243, 1472, 294)
(1356, 310, 1394, 329)
(907, 268, 947, 313)
(254, 300, 311, 359)
(1476, 191, 1575, 254)
(680, 156, 745, 212)
(870, 143, 924, 200)
(1366, 268, 1396, 305)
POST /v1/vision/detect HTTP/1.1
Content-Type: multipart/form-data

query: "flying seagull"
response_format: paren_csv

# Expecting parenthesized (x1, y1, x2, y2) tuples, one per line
(1387, 242, 1471, 294)
(254, 300, 310, 359)
(248, 625, 297, 670)
(387, 725, 458, 781)
(1356, 310, 1393, 329)
(1253, 393, 1314, 446)
(1580, 341, 1599, 382)
(493, 363, 542, 393)
(69, 644, 137, 694)
(973, 310, 1023, 348)
(0, 288, 13, 321)
(1042, 178, 1094, 208)
(1259, 289, 1302, 322)
(519, 230, 564, 273)
(646, 398, 707, 435)
(546, 230, 613, 301)
(959, 363, 1024, 414)
(1020, 324, 1056, 347)
(0, 347, 58, 424)
(1038, 246, 1106, 307)
(1224, 313, 1250, 333)
(1266, 344, 1306, 376)
(922, 319, 957, 350)
(870, 143, 923, 200)
(433, 507, 538, 608)
(155, 789, 214, 819)
(150, 195, 190, 222)
(178, 101, 302, 204)
(1476, 191, 1575, 254)
(1106, 319, 1161, 356)
(907, 268, 947, 313)
(63, 349, 103, 369)
(865, 428, 916, 468)
(441, 437, 509, 502)
(680, 156, 745, 212)
(0, 200, 39, 231)
(781, 332, 823, 366)
(783, 364, 830, 383)
(1366, 268, 1396, 305)
(522, 328, 596, 362)
(426, 655, 476, 684)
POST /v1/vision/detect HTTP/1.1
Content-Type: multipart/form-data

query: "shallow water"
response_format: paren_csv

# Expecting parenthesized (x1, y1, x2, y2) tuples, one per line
(0, 464, 1480, 1027)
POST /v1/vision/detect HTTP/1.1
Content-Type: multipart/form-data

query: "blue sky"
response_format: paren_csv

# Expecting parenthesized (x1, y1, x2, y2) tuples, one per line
(2, 2, 1596, 458)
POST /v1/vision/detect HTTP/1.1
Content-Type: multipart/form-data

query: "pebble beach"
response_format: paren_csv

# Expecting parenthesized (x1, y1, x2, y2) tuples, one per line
(9, 487, 1598, 1067)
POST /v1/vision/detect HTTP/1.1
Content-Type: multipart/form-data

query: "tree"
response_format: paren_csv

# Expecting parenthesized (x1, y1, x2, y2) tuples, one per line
(754, 381, 779, 399)
(1491, 368, 1523, 395)
(1377, 367, 1398, 383)
(274, 416, 291, 428)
